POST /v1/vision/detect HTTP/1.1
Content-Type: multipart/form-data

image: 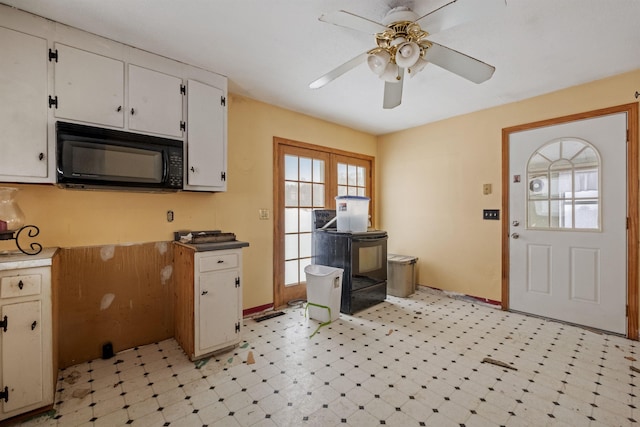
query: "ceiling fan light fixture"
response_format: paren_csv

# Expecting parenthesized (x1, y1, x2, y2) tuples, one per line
(408, 56, 428, 77)
(395, 41, 420, 68)
(367, 50, 391, 76)
(380, 62, 400, 82)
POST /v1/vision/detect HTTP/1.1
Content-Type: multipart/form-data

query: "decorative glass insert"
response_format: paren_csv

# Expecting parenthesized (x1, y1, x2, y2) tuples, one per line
(527, 138, 600, 230)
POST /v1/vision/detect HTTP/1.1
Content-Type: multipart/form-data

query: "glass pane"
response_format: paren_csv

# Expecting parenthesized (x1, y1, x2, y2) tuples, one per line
(347, 187, 357, 196)
(285, 155, 298, 181)
(575, 199, 599, 229)
(299, 183, 312, 207)
(357, 166, 365, 187)
(313, 183, 325, 207)
(313, 159, 325, 183)
(299, 233, 312, 258)
(300, 157, 312, 182)
(299, 208, 312, 233)
(528, 175, 548, 198)
(285, 181, 298, 207)
(573, 147, 598, 166)
(337, 186, 347, 197)
(550, 199, 571, 228)
(285, 208, 298, 233)
(357, 187, 365, 197)
(284, 234, 298, 260)
(550, 162, 572, 198)
(337, 163, 347, 185)
(575, 170, 598, 193)
(539, 143, 561, 162)
(347, 164, 357, 186)
(529, 153, 550, 171)
(300, 258, 311, 284)
(562, 139, 585, 160)
(284, 260, 298, 286)
(528, 200, 549, 228)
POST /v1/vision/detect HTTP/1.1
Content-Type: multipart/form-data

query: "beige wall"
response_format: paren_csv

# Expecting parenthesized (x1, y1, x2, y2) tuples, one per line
(0, 95, 377, 310)
(378, 69, 640, 302)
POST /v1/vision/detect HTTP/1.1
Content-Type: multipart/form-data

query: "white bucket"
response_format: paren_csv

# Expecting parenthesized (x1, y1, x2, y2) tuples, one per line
(304, 264, 343, 322)
(335, 196, 369, 232)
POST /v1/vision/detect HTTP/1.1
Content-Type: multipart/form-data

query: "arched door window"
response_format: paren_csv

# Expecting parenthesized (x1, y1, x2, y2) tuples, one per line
(527, 138, 601, 230)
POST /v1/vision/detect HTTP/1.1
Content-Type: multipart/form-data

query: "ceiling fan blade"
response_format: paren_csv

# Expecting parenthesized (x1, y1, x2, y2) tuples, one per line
(416, 0, 506, 35)
(319, 10, 387, 34)
(425, 42, 495, 83)
(383, 69, 404, 109)
(309, 51, 369, 89)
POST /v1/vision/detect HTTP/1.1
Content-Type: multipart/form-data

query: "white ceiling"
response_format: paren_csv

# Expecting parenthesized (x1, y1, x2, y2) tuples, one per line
(3, 0, 640, 135)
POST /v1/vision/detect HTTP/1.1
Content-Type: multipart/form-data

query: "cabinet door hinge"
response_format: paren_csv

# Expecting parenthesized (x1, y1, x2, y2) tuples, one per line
(48, 48, 58, 62)
(235, 322, 240, 333)
(221, 96, 226, 107)
(48, 95, 58, 109)
(221, 171, 226, 182)
(235, 277, 240, 288)
(0, 386, 8, 403)
(0, 315, 7, 332)
(180, 84, 186, 95)
(180, 121, 186, 132)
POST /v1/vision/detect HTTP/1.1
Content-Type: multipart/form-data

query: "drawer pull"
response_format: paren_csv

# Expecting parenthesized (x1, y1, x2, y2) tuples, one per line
(18, 280, 23, 290)
(31, 321, 37, 330)
(0, 316, 6, 332)
(217, 260, 224, 264)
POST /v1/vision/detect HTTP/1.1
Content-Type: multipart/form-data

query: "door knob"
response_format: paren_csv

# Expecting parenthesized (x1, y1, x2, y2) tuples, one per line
(511, 233, 520, 239)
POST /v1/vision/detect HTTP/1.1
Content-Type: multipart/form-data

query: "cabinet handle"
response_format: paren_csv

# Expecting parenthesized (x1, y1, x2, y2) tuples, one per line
(38, 153, 44, 161)
(201, 290, 208, 296)
(117, 106, 122, 112)
(18, 280, 23, 290)
(31, 320, 37, 330)
(130, 108, 135, 115)
(190, 166, 195, 173)
(217, 260, 224, 264)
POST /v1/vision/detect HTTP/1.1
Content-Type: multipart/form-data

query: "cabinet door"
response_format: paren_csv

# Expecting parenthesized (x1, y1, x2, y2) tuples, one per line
(185, 80, 227, 191)
(198, 270, 239, 352)
(1, 301, 42, 413)
(54, 43, 124, 128)
(0, 27, 48, 180)
(128, 65, 183, 138)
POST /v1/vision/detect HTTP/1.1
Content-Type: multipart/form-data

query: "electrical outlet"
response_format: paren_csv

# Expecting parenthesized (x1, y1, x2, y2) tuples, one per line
(483, 209, 499, 220)
(259, 209, 270, 220)
(167, 210, 174, 222)
(483, 183, 492, 195)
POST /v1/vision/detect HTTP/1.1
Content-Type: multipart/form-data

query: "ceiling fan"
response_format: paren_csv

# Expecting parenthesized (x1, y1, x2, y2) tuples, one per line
(309, 0, 504, 109)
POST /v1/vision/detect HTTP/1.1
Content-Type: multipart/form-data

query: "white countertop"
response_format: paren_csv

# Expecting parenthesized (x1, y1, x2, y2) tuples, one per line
(0, 248, 57, 270)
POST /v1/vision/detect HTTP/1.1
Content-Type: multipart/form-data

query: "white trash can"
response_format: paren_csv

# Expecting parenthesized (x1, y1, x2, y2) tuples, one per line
(387, 254, 418, 297)
(304, 264, 343, 323)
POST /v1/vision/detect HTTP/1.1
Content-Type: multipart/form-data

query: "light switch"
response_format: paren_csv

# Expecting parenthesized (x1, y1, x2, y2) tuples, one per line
(259, 209, 270, 220)
(483, 183, 492, 195)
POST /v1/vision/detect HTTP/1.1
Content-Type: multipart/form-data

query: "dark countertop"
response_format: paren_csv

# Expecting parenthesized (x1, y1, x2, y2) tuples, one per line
(175, 240, 249, 252)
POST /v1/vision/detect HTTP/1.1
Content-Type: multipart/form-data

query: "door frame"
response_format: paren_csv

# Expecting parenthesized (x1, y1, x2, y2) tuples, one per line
(273, 137, 376, 309)
(501, 103, 639, 339)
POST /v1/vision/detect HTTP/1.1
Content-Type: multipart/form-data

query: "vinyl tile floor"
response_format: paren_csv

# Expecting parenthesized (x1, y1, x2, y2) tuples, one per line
(17, 287, 639, 427)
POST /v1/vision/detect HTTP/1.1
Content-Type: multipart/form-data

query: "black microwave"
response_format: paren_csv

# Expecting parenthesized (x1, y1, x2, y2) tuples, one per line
(56, 122, 183, 191)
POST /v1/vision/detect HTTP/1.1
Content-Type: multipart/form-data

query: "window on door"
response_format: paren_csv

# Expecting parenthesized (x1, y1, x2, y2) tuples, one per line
(527, 138, 601, 230)
(274, 138, 374, 307)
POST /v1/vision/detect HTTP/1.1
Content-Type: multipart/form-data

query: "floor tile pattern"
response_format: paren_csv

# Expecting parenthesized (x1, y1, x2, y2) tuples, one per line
(18, 287, 639, 426)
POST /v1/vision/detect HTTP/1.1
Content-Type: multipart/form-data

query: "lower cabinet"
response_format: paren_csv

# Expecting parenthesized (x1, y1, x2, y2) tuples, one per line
(174, 244, 246, 360)
(0, 249, 55, 422)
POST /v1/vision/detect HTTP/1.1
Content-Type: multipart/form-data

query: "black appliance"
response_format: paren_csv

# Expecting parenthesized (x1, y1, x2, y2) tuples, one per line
(56, 121, 183, 191)
(312, 209, 388, 314)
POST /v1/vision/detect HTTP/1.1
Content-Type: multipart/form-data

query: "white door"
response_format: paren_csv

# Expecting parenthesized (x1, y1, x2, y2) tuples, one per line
(509, 112, 627, 334)
(197, 269, 239, 352)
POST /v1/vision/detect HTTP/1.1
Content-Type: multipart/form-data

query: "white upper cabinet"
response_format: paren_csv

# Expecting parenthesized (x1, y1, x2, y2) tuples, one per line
(53, 43, 125, 128)
(0, 27, 48, 181)
(185, 80, 227, 191)
(128, 65, 184, 138)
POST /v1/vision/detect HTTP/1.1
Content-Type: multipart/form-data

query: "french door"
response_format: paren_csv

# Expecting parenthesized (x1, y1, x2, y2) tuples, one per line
(273, 138, 374, 308)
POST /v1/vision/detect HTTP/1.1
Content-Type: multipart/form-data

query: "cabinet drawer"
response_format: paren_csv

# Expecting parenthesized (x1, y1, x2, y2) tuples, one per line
(0, 274, 42, 298)
(199, 253, 238, 272)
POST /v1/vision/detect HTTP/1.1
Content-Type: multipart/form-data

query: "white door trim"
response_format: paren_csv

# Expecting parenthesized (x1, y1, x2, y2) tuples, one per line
(501, 103, 639, 340)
